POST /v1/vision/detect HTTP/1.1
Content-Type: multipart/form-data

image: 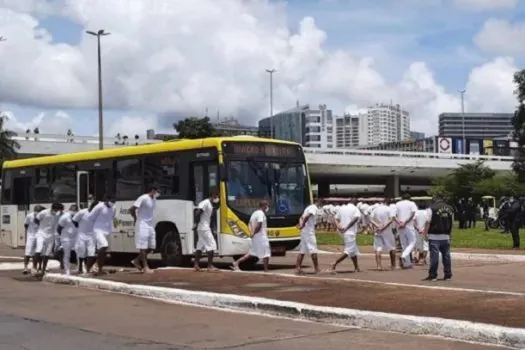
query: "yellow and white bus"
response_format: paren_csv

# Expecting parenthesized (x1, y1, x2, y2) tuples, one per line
(0, 136, 311, 267)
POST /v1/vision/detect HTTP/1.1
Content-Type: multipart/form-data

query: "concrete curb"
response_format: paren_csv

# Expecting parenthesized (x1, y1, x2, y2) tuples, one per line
(43, 273, 525, 349)
(0, 260, 59, 271)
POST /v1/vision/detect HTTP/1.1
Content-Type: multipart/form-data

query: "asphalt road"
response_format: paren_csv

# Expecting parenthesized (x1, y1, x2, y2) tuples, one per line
(0, 270, 511, 350)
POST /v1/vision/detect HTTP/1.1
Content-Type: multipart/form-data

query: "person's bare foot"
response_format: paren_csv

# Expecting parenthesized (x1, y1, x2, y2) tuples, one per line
(193, 266, 201, 272)
(144, 268, 154, 274)
(207, 266, 219, 272)
(131, 259, 142, 272)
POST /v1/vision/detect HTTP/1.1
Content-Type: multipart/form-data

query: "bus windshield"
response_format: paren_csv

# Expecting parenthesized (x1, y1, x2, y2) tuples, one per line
(225, 159, 309, 217)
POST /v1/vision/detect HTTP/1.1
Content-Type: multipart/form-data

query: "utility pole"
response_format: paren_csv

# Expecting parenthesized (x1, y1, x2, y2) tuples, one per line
(265, 69, 276, 138)
(86, 29, 111, 150)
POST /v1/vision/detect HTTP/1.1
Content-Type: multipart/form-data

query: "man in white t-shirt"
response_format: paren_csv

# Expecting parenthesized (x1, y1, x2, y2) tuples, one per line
(370, 201, 395, 270)
(295, 198, 322, 274)
(193, 189, 219, 272)
(73, 204, 96, 275)
(57, 204, 79, 275)
(232, 200, 271, 272)
(34, 202, 63, 276)
(130, 185, 158, 274)
(328, 202, 361, 273)
(414, 206, 432, 265)
(90, 196, 116, 275)
(22, 205, 44, 274)
(395, 193, 418, 269)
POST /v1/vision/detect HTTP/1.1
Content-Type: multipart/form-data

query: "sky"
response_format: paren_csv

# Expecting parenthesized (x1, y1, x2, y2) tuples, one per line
(0, 0, 524, 139)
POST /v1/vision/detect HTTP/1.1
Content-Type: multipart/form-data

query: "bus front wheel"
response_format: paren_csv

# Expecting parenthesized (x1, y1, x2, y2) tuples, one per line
(233, 255, 259, 270)
(161, 231, 191, 267)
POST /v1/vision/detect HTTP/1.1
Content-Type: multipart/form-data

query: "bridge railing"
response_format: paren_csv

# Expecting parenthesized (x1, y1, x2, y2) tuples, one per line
(12, 133, 161, 145)
(303, 148, 514, 161)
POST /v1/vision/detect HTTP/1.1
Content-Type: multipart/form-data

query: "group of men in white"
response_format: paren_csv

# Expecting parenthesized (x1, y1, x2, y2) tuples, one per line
(22, 186, 160, 276)
(295, 194, 431, 273)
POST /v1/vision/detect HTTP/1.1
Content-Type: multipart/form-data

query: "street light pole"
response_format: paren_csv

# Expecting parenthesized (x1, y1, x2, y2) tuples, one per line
(86, 29, 111, 150)
(458, 89, 466, 154)
(265, 69, 276, 138)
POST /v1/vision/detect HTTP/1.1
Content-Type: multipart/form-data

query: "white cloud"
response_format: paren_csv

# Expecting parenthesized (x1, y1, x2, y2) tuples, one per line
(453, 0, 517, 11)
(107, 114, 160, 139)
(0, 0, 520, 137)
(1, 110, 74, 134)
(474, 19, 525, 55)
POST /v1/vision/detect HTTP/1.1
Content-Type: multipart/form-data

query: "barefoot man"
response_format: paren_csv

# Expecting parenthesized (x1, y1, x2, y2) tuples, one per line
(130, 185, 158, 274)
(193, 189, 220, 272)
(328, 201, 361, 273)
(295, 198, 322, 274)
(232, 200, 271, 272)
(370, 200, 395, 271)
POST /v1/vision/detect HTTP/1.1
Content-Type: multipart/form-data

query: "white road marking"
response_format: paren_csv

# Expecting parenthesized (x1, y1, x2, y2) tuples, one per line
(0, 256, 23, 260)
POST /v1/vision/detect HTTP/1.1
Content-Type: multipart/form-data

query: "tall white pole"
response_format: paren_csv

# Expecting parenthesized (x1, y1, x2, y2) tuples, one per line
(459, 89, 466, 154)
(266, 69, 276, 138)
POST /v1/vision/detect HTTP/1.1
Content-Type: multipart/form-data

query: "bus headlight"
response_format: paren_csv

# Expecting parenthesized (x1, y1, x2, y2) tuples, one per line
(228, 220, 249, 238)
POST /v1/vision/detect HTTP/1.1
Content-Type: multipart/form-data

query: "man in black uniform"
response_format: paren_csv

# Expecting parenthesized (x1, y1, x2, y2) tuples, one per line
(423, 196, 454, 282)
(506, 196, 522, 249)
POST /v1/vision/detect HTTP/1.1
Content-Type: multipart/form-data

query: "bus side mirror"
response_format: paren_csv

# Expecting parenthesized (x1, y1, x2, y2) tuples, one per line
(219, 164, 227, 181)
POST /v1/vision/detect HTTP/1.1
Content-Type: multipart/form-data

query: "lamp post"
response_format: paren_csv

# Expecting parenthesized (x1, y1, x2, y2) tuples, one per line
(458, 89, 466, 154)
(86, 29, 111, 150)
(265, 69, 276, 138)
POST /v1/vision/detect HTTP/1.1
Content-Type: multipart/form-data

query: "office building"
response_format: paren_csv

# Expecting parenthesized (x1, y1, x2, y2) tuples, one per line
(366, 103, 410, 145)
(410, 131, 425, 140)
(334, 113, 368, 148)
(258, 102, 334, 148)
(438, 113, 513, 139)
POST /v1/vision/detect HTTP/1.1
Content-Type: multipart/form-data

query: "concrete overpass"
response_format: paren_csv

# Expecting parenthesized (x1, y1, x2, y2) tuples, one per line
(10, 133, 513, 197)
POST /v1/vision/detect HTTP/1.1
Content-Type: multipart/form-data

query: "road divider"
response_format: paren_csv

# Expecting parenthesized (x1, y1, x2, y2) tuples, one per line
(43, 273, 525, 349)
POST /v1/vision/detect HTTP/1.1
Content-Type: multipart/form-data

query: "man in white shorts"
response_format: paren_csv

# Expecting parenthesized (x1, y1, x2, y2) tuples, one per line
(22, 205, 44, 274)
(192, 189, 220, 272)
(232, 200, 271, 272)
(34, 202, 63, 276)
(295, 198, 322, 274)
(57, 204, 79, 275)
(414, 205, 431, 265)
(370, 200, 395, 270)
(328, 201, 361, 273)
(90, 195, 116, 275)
(130, 185, 158, 274)
(395, 193, 418, 269)
(73, 204, 96, 274)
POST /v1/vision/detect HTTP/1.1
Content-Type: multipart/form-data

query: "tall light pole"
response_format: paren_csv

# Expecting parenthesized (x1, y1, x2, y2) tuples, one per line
(265, 69, 276, 138)
(458, 89, 466, 154)
(86, 29, 111, 150)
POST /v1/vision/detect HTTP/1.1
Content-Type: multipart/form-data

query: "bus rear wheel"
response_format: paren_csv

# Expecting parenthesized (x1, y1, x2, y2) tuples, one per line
(161, 231, 191, 267)
(233, 255, 259, 270)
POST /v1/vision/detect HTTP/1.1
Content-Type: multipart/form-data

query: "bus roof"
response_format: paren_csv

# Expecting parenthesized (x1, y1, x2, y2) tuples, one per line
(3, 136, 300, 169)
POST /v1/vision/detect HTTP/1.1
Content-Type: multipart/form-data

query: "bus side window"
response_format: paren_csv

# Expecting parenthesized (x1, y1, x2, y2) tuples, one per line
(50, 164, 76, 203)
(1, 171, 12, 204)
(13, 177, 31, 206)
(33, 167, 51, 203)
(144, 154, 180, 197)
(115, 158, 143, 200)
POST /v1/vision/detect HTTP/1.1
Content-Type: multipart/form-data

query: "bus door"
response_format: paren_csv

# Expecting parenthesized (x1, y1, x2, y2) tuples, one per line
(190, 161, 220, 252)
(76, 171, 90, 209)
(12, 173, 32, 247)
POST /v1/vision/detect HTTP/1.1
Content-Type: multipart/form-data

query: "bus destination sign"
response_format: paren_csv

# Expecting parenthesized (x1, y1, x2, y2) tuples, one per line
(223, 142, 302, 158)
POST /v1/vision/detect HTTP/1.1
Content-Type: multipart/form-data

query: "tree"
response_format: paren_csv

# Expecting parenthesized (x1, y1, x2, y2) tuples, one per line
(173, 117, 217, 139)
(428, 161, 495, 201)
(0, 116, 20, 162)
(473, 173, 525, 199)
(512, 70, 525, 181)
